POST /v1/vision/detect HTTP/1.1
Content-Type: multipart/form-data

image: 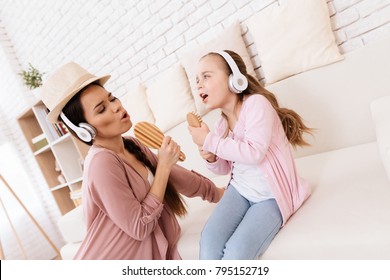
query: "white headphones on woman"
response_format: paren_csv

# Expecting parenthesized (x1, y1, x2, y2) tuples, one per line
(217, 51, 248, 94)
(60, 112, 96, 142)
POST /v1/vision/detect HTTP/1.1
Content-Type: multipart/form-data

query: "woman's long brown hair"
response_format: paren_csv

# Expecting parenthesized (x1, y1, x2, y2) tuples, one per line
(207, 50, 312, 147)
(61, 85, 187, 216)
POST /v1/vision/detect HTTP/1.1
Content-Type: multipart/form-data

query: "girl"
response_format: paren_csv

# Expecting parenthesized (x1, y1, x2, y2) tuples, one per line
(188, 50, 312, 259)
(40, 62, 223, 259)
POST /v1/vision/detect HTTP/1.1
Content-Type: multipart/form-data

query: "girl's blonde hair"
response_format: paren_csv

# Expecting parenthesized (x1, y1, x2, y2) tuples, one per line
(206, 50, 312, 147)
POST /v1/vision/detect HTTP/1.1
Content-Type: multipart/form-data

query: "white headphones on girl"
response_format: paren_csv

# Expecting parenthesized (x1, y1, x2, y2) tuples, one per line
(217, 51, 248, 94)
(60, 112, 96, 142)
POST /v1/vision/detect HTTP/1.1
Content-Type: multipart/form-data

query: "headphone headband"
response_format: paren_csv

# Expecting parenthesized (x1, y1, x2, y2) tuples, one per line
(217, 51, 242, 77)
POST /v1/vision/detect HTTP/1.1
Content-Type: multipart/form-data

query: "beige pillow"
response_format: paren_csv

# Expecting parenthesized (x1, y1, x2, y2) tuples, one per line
(246, 0, 343, 85)
(146, 63, 196, 132)
(180, 21, 255, 116)
(120, 83, 155, 136)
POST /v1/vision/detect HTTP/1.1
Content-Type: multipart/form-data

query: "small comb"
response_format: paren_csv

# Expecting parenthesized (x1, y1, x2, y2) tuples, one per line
(186, 112, 203, 127)
(134, 122, 186, 161)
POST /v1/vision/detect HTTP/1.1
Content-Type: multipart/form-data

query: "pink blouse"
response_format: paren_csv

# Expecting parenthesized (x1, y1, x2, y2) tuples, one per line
(74, 138, 221, 260)
(203, 94, 311, 226)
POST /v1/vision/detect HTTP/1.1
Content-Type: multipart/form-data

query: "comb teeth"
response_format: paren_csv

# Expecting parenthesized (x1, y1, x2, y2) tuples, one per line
(187, 111, 203, 127)
(134, 122, 164, 149)
(134, 121, 186, 161)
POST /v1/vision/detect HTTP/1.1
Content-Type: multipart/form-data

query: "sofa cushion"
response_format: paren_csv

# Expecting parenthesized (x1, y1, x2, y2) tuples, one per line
(57, 205, 86, 244)
(371, 95, 390, 182)
(265, 36, 390, 158)
(180, 21, 255, 116)
(60, 243, 81, 260)
(121, 83, 155, 137)
(177, 142, 390, 259)
(146, 63, 196, 132)
(246, 0, 343, 85)
(177, 175, 229, 260)
(261, 142, 390, 259)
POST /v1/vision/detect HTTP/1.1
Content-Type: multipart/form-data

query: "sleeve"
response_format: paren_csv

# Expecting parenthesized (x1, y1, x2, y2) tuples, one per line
(203, 117, 232, 175)
(87, 151, 163, 241)
(131, 137, 222, 203)
(203, 95, 274, 165)
(168, 164, 222, 203)
(205, 156, 232, 175)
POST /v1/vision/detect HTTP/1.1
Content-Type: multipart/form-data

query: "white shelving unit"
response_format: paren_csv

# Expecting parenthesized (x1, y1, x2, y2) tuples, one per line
(17, 100, 89, 214)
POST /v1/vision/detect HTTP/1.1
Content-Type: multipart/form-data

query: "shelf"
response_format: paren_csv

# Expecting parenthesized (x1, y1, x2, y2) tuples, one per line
(50, 133, 71, 146)
(50, 177, 83, 191)
(17, 100, 86, 215)
(33, 144, 51, 156)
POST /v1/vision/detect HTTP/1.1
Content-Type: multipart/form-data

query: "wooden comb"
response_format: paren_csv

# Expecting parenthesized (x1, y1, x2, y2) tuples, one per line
(186, 112, 203, 127)
(134, 122, 186, 161)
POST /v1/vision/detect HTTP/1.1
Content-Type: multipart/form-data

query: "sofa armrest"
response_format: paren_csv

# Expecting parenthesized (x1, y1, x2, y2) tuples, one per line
(57, 205, 86, 243)
(371, 95, 390, 183)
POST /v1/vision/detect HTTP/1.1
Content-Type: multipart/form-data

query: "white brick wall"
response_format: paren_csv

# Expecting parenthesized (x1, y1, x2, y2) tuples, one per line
(331, 0, 390, 52)
(0, 0, 389, 259)
(0, 22, 63, 260)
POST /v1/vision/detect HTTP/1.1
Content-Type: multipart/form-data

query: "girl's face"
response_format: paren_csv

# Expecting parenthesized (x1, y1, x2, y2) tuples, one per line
(80, 84, 132, 139)
(196, 54, 236, 110)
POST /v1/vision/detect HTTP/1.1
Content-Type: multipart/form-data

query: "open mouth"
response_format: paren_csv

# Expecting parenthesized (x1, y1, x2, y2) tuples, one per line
(200, 93, 208, 103)
(121, 112, 129, 120)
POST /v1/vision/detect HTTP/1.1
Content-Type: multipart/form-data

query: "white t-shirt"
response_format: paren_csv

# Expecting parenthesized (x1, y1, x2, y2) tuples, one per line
(230, 162, 274, 203)
(147, 168, 154, 185)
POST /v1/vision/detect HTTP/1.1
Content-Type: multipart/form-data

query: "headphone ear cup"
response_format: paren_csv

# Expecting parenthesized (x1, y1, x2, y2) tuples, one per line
(78, 123, 96, 142)
(228, 73, 248, 94)
(217, 51, 248, 94)
(233, 74, 248, 93)
(228, 74, 239, 94)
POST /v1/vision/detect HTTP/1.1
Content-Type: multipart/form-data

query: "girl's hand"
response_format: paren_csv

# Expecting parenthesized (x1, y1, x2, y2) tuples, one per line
(188, 122, 210, 147)
(198, 145, 217, 163)
(158, 136, 180, 168)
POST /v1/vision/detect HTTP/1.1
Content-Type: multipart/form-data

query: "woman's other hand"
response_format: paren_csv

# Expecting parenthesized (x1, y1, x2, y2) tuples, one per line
(158, 136, 180, 168)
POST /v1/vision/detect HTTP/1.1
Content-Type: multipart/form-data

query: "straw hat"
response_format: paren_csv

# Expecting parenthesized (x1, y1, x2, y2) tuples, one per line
(41, 62, 111, 123)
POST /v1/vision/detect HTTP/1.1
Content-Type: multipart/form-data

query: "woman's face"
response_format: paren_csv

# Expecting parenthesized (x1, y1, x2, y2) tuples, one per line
(196, 54, 236, 110)
(80, 84, 131, 139)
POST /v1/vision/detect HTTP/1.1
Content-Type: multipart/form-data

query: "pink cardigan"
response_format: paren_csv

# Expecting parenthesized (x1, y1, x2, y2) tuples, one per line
(203, 94, 311, 226)
(74, 138, 221, 260)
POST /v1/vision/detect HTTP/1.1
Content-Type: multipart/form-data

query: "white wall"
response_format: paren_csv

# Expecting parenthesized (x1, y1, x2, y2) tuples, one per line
(0, 0, 389, 259)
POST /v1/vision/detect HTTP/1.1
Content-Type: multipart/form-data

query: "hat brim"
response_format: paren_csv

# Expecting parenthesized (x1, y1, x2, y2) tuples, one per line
(46, 74, 111, 123)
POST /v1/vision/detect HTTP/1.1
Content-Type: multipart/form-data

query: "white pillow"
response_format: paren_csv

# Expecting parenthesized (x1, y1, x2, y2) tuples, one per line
(146, 63, 196, 132)
(246, 0, 344, 85)
(180, 21, 255, 116)
(371, 95, 390, 182)
(120, 83, 155, 136)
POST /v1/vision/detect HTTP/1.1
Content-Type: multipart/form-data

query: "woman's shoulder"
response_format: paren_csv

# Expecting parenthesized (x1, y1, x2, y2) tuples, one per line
(86, 145, 122, 168)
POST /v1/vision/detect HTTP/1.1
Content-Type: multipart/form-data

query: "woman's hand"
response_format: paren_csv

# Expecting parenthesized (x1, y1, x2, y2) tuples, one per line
(157, 136, 180, 169)
(216, 187, 225, 201)
(151, 136, 180, 202)
(188, 122, 210, 147)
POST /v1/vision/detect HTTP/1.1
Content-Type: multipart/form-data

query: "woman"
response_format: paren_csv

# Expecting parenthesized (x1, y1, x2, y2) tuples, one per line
(40, 62, 223, 259)
(188, 50, 312, 259)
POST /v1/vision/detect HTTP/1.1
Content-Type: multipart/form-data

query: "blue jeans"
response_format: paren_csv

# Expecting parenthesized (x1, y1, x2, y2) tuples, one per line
(200, 185, 282, 260)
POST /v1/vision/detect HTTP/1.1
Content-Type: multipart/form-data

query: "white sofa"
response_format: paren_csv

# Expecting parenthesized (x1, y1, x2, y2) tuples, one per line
(58, 36, 390, 260)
